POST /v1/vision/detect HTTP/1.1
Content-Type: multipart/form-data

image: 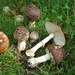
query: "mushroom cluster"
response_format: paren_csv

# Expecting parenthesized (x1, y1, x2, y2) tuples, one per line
(25, 22, 66, 68)
(2, 4, 66, 69)
(26, 22, 65, 57)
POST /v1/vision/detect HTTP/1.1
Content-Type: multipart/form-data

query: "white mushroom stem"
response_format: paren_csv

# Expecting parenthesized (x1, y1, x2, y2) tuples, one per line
(27, 53, 52, 68)
(18, 41, 26, 53)
(26, 33, 54, 57)
(29, 21, 36, 28)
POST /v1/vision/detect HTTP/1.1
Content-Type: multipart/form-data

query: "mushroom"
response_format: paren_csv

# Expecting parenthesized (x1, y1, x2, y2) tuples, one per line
(30, 31, 39, 42)
(3, 6, 16, 16)
(0, 31, 9, 54)
(26, 22, 65, 57)
(15, 15, 24, 23)
(25, 4, 40, 28)
(3, 6, 10, 12)
(14, 26, 29, 53)
(26, 44, 65, 68)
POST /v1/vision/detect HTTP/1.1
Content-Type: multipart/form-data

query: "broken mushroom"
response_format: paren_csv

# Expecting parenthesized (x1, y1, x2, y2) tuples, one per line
(26, 22, 65, 57)
(30, 31, 39, 42)
(26, 44, 65, 68)
(14, 26, 29, 53)
(25, 4, 40, 28)
(0, 31, 9, 54)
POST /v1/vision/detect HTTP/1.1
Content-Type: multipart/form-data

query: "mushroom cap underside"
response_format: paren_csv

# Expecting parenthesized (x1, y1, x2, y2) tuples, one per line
(45, 22, 65, 47)
(0, 31, 9, 54)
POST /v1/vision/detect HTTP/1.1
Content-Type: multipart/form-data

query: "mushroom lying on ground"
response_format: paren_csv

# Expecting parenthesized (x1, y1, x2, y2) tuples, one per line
(26, 44, 65, 68)
(26, 22, 65, 57)
(25, 4, 40, 28)
(30, 31, 39, 42)
(14, 26, 29, 53)
(0, 31, 9, 54)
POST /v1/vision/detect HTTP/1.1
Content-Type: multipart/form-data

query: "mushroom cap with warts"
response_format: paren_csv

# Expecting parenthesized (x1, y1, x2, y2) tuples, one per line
(46, 44, 65, 64)
(30, 31, 39, 42)
(25, 4, 40, 22)
(14, 26, 29, 42)
(15, 15, 24, 22)
(45, 22, 65, 47)
(0, 31, 9, 54)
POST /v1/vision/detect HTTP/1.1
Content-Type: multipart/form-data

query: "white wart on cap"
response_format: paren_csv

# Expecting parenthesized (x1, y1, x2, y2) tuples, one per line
(0, 31, 9, 54)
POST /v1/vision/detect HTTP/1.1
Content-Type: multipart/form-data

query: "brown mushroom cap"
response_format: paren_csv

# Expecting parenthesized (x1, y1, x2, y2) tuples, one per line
(46, 44, 65, 64)
(14, 26, 29, 42)
(0, 31, 9, 54)
(25, 4, 40, 21)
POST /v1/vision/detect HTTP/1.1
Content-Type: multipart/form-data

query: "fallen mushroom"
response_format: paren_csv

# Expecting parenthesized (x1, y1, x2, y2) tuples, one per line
(30, 31, 39, 42)
(26, 44, 65, 68)
(25, 4, 40, 28)
(0, 31, 9, 54)
(14, 26, 29, 53)
(26, 22, 65, 57)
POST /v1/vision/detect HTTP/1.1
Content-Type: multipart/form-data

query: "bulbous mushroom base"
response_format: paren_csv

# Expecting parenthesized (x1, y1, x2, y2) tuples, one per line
(26, 58, 38, 68)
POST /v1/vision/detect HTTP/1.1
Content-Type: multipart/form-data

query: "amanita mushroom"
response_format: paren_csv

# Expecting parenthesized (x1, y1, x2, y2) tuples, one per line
(14, 26, 29, 53)
(26, 44, 65, 68)
(15, 15, 24, 23)
(0, 31, 9, 54)
(25, 4, 40, 28)
(30, 31, 39, 42)
(26, 22, 65, 57)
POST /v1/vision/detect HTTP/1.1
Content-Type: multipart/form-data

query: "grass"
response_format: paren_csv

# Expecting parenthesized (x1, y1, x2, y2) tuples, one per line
(0, 0, 75, 75)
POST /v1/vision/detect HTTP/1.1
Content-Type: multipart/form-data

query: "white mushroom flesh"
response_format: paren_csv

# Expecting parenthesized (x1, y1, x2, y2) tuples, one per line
(18, 41, 26, 52)
(26, 33, 54, 57)
(27, 53, 52, 68)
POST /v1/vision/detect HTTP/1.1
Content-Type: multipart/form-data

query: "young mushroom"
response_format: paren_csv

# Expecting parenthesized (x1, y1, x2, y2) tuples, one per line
(15, 15, 24, 23)
(30, 31, 39, 42)
(3, 6, 10, 12)
(3, 6, 16, 16)
(26, 44, 65, 68)
(25, 4, 40, 28)
(26, 22, 65, 57)
(0, 31, 9, 54)
(14, 26, 29, 53)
